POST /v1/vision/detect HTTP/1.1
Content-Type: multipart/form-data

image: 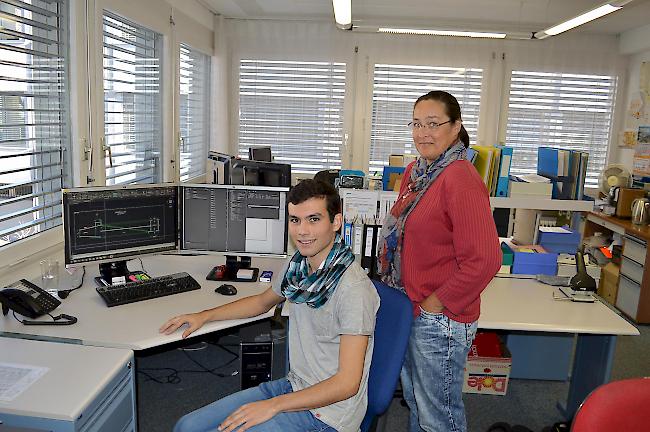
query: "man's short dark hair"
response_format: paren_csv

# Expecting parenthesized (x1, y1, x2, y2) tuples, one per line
(288, 179, 341, 222)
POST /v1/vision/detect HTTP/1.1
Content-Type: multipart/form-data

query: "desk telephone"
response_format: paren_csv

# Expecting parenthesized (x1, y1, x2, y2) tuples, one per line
(0, 279, 76, 325)
(0, 279, 60, 318)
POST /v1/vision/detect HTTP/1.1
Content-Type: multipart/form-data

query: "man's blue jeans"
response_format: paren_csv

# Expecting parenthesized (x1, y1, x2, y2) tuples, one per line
(173, 378, 336, 432)
(400, 307, 478, 432)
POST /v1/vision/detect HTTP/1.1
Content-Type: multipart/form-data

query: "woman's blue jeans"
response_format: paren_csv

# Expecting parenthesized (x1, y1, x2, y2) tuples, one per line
(173, 378, 336, 432)
(400, 308, 478, 432)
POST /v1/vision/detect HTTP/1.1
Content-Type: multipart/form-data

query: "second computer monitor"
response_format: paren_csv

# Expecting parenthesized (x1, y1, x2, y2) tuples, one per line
(229, 159, 291, 188)
(180, 184, 288, 256)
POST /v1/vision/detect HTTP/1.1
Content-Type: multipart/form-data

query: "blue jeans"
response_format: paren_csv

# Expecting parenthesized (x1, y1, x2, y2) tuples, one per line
(400, 308, 478, 432)
(173, 378, 336, 432)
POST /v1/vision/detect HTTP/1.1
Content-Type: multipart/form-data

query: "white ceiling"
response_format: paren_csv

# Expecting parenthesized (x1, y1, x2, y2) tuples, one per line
(201, 0, 650, 36)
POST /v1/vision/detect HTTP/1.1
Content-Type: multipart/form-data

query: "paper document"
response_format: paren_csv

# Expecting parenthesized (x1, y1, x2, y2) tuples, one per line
(515, 174, 551, 183)
(0, 362, 48, 402)
(539, 226, 572, 233)
(341, 189, 379, 221)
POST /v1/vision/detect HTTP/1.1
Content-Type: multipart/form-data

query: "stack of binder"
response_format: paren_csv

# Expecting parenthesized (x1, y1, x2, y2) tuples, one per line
(469, 145, 513, 197)
(536, 147, 589, 200)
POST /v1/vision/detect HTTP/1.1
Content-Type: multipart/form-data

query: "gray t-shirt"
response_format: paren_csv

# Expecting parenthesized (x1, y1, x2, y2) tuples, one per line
(272, 260, 380, 432)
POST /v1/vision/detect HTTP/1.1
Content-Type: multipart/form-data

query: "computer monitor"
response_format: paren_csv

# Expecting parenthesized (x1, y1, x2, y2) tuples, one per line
(249, 146, 272, 162)
(180, 184, 289, 279)
(229, 159, 291, 188)
(63, 185, 178, 283)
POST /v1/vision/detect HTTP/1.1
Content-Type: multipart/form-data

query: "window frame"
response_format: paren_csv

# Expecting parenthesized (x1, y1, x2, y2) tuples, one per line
(0, 0, 72, 250)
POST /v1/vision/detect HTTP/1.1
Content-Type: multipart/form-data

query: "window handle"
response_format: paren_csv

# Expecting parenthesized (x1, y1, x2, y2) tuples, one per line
(101, 138, 113, 168)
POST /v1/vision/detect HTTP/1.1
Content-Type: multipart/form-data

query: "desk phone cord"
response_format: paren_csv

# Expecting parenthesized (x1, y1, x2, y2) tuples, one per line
(13, 310, 78, 326)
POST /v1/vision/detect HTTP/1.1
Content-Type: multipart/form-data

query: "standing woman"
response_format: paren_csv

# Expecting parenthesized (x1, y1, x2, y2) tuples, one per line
(378, 90, 501, 432)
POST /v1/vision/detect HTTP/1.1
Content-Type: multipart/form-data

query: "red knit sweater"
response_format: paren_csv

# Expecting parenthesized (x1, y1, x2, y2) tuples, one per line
(397, 160, 502, 323)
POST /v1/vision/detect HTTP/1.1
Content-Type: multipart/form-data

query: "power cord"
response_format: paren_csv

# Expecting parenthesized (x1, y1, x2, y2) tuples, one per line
(138, 342, 240, 384)
(57, 266, 86, 299)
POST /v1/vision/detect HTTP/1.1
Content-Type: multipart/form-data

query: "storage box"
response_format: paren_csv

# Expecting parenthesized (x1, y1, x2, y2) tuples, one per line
(463, 332, 511, 395)
(505, 243, 558, 275)
(538, 227, 581, 254)
(382, 166, 405, 191)
(501, 242, 514, 265)
(598, 262, 620, 305)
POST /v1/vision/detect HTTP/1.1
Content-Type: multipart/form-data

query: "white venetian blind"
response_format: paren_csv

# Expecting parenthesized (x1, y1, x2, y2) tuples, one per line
(238, 59, 346, 174)
(505, 70, 617, 187)
(370, 64, 483, 174)
(103, 12, 162, 185)
(0, 0, 70, 246)
(179, 43, 210, 182)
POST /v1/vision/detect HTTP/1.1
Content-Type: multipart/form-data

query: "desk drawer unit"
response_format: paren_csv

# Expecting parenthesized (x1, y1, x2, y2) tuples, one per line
(623, 235, 647, 264)
(621, 257, 644, 285)
(617, 274, 641, 320)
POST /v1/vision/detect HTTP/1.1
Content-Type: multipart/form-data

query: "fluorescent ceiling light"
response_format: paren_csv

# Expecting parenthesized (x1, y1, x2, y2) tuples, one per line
(535, 3, 623, 39)
(378, 28, 506, 39)
(332, 0, 351, 30)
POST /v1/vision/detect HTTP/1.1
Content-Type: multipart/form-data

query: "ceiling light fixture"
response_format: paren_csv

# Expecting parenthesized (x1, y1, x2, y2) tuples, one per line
(332, 0, 352, 30)
(378, 27, 507, 39)
(534, 1, 632, 39)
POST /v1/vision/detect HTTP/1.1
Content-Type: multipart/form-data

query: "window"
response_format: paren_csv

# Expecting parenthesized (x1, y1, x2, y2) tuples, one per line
(370, 64, 483, 174)
(103, 12, 162, 185)
(0, 0, 70, 246)
(239, 59, 346, 174)
(505, 70, 617, 187)
(179, 44, 210, 182)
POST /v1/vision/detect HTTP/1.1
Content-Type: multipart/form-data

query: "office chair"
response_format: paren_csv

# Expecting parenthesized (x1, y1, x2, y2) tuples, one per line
(570, 377, 650, 431)
(313, 169, 340, 187)
(360, 280, 414, 432)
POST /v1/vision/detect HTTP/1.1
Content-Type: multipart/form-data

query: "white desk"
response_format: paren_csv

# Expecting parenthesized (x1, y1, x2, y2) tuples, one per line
(0, 338, 135, 431)
(481, 276, 638, 418)
(480, 276, 638, 335)
(0, 254, 286, 350)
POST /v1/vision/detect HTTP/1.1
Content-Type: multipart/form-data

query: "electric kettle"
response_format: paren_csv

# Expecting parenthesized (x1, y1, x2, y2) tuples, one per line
(631, 198, 650, 225)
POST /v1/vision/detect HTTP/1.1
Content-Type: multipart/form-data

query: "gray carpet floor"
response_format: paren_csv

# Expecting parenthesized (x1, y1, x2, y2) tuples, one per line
(137, 319, 650, 432)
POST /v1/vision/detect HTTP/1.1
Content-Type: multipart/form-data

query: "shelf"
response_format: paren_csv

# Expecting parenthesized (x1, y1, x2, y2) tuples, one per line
(490, 197, 594, 212)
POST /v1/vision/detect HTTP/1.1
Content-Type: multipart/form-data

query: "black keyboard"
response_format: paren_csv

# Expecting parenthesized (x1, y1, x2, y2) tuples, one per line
(96, 272, 201, 307)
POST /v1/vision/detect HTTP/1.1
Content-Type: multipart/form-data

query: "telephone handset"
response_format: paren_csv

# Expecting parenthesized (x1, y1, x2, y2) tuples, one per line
(0, 279, 61, 319)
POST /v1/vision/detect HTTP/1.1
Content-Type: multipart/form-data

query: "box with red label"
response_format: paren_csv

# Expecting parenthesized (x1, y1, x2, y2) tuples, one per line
(462, 332, 511, 395)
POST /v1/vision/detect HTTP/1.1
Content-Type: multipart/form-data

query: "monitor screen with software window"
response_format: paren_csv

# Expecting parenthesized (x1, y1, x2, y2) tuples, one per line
(179, 184, 288, 257)
(62, 185, 178, 268)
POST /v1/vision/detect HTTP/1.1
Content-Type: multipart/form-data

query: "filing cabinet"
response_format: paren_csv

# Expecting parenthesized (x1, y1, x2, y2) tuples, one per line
(585, 212, 650, 323)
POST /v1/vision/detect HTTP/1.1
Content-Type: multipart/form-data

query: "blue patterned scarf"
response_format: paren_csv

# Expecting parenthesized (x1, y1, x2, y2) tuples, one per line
(377, 140, 467, 289)
(281, 234, 355, 308)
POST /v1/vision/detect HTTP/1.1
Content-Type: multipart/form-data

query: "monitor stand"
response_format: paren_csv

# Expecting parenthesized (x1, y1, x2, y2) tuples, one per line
(97, 260, 131, 286)
(225, 255, 259, 282)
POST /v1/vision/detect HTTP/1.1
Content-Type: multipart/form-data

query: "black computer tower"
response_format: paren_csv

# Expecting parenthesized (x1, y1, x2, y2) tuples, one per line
(240, 321, 274, 390)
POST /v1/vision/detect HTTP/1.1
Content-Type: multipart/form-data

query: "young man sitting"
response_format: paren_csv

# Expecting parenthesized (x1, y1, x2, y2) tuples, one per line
(160, 179, 380, 432)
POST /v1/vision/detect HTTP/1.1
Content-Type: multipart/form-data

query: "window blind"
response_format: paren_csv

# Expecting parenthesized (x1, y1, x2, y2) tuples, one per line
(505, 70, 617, 187)
(103, 12, 161, 185)
(370, 64, 483, 174)
(0, 0, 70, 246)
(179, 44, 210, 182)
(239, 59, 346, 174)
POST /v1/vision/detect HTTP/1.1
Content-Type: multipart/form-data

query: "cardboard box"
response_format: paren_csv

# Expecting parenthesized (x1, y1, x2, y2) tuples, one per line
(389, 154, 404, 167)
(463, 332, 511, 396)
(598, 262, 620, 305)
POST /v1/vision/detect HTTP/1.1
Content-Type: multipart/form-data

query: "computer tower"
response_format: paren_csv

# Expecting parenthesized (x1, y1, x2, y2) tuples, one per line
(240, 321, 274, 390)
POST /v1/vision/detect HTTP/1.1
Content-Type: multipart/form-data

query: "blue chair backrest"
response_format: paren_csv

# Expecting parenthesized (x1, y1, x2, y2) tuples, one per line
(360, 280, 414, 432)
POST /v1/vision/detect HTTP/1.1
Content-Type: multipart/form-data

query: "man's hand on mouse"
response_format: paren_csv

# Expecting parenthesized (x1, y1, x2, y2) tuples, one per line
(159, 312, 208, 339)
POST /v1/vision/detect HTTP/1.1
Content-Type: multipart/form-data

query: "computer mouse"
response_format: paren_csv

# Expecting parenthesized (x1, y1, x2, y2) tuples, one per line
(215, 283, 237, 296)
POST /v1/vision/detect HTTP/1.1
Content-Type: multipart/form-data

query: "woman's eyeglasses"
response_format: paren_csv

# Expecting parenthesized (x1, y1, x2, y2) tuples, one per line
(407, 120, 451, 131)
